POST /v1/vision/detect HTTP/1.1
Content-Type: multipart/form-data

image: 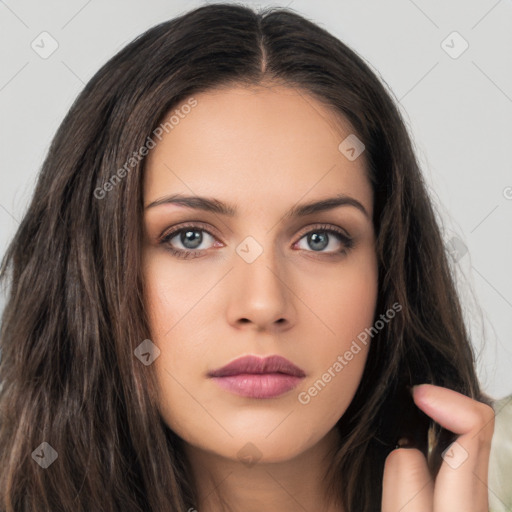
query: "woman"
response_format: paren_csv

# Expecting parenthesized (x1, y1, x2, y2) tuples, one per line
(0, 3, 498, 511)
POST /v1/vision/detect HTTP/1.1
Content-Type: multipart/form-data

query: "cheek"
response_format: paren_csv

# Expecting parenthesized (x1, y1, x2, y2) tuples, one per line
(144, 265, 211, 379)
(142, 251, 216, 403)
(299, 253, 378, 345)
(143, 251, 213, 340)
(294, 255, 378, 415)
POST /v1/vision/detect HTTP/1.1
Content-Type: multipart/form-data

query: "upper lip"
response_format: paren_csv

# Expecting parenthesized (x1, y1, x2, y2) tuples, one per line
(208, 355, 306, 378)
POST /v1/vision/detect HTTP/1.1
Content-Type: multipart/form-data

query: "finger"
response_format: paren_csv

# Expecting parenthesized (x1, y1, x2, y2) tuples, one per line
(412, 384, 495, 512)
(382, 446, 434, 512)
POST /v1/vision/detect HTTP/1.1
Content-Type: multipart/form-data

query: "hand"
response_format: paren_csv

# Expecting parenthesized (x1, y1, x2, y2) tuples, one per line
(381, 383, 495, 512)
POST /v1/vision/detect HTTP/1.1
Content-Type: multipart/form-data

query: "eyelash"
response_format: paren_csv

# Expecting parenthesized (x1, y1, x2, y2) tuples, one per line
(158, 222, 354, 260)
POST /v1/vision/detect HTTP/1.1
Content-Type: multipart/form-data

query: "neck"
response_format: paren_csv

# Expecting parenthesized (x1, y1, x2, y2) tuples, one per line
(181, 427, 344, 512)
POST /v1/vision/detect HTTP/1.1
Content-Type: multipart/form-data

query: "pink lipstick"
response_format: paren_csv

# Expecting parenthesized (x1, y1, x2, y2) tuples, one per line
(208, 354, 306, 399)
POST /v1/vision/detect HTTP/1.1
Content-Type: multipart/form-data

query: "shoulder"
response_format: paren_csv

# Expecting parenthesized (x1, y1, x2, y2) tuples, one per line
(488, 394, 512, 512)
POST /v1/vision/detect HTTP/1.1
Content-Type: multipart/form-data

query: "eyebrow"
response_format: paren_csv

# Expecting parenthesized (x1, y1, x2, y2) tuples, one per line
(145, 193, 370, 219)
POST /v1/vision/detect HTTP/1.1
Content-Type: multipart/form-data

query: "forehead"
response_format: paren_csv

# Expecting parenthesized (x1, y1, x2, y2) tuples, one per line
(143, 84, 372, 217)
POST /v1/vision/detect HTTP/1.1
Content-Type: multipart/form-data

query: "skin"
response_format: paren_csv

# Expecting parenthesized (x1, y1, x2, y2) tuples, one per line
(141, 84, 495, 512)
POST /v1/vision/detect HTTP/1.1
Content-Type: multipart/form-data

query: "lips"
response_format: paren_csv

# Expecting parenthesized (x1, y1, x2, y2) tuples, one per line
(208, 355, 306, 399)
(208, 354, 306, 378)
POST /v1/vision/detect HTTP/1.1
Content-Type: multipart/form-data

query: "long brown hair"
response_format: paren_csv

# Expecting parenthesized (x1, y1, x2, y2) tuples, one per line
(0, 3, 491, 511)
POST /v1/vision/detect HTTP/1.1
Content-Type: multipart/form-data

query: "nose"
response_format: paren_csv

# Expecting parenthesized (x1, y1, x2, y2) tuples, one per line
(225, 243, 296, 332)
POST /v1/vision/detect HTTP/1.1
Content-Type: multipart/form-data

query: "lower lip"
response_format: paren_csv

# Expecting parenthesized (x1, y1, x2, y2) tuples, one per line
(210, 373, 304, 399)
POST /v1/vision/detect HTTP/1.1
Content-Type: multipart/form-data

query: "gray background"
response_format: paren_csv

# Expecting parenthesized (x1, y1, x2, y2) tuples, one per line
(0, 0, 511, 398)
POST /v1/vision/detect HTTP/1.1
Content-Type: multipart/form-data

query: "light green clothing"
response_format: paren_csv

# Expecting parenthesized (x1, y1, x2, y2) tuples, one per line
(489, 395, 512, 512)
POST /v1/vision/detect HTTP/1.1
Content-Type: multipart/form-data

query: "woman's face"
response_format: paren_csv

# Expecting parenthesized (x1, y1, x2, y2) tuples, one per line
(142, 84, 378, 463)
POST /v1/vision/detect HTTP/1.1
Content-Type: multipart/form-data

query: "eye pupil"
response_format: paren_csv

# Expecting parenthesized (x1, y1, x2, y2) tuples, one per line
(308, 232, 328, 251)
(181, 230, 202, 249)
